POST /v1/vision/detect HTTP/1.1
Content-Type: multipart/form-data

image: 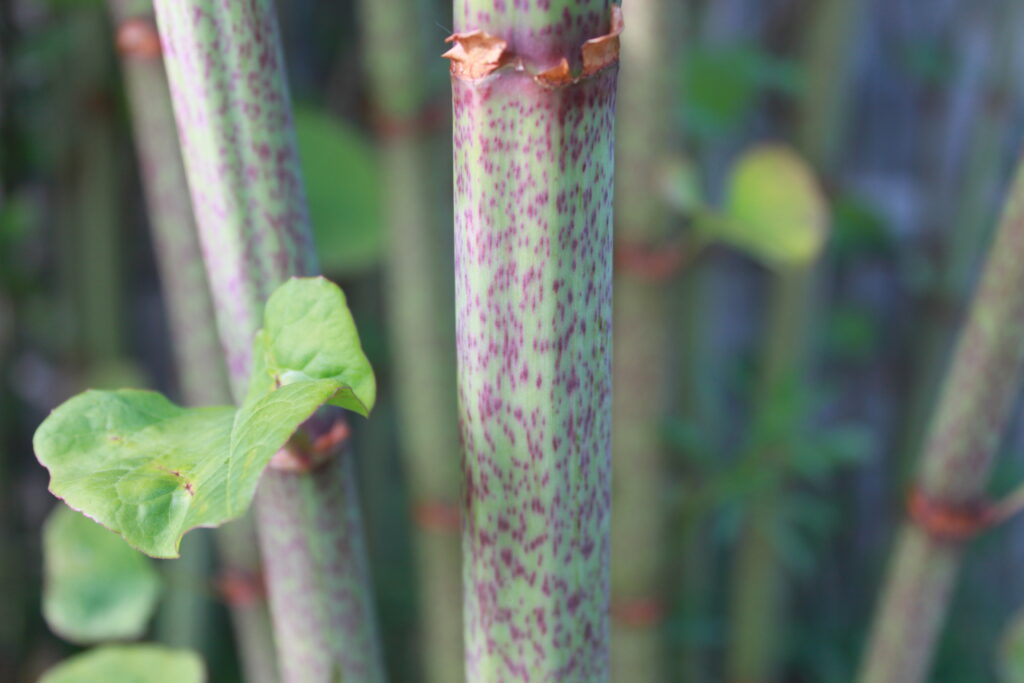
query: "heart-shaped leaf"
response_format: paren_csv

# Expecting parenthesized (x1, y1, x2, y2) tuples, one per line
(714, 144, 828, 267)
(42, 504, 161, 643)
(34, 277, 374, 558)
(39, 644, 204, 683)
(251, 276, 376, 417)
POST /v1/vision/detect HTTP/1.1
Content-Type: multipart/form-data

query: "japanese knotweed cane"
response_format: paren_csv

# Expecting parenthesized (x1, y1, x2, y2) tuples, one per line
(357, 0, 463, 680)
(857, 153, 1024, 683)
(152, 1, 384, 681)
(106, 3, 276, 680)
(446, 2, 621, 679)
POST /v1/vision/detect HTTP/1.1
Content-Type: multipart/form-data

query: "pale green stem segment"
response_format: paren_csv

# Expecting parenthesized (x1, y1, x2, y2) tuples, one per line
(611, 0, 682, 680)
(726, 265, 814, 683)
(797, 0, 860, 173)
(858, 155, 1024, 683)
(451, 1, 617, 679)
(357, 0, 464, 680)
(105, 1, 276, 678)
(151, 1, 384, 680)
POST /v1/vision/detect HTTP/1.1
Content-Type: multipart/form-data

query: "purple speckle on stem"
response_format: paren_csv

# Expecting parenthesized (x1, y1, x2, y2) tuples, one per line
(450, 1, 617, 680)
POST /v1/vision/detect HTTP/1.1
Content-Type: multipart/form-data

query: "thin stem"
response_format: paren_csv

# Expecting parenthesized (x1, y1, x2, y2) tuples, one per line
(57, 9, 123, 368)
(858, 154, 1024, 683)
(797, 0, 860, 174)
(611, 0, 683, 680)
(726, 264, 814, 683)
(450, 1, 619, 678)
(105, 2, 276, 677)
(356, 0, 463, 680)
(151, 1, 385, 680)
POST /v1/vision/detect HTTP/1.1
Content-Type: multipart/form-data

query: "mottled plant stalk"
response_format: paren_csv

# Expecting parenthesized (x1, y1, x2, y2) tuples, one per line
(447, 2, 619, 679)
(897, 4, 1022, 486)
(857, 155, 1024, 683)
(610, 0, 680, 680)
(357, 1, 463, 681)
(105, 3, 276, 680)
(726, 265, 814, 683)
(152, 1, 384, 681)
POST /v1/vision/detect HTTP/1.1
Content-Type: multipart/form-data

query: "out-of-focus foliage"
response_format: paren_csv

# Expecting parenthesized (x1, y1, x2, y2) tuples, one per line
(294, 106, 383, 276)
(38, 644, 204, 683)
(683, 44, 801, 139)
(715, 144, 828, 267)
(42, 504, 160, 643)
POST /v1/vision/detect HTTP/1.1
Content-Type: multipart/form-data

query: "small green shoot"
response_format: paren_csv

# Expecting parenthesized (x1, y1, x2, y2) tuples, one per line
(34, 277, 374, 558)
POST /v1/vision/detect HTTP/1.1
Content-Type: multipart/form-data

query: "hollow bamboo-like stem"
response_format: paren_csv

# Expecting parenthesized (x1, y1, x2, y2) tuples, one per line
(356, 1, 463, 680)
(105, 2, 276, 678)
(450, 1, 618, 679)
(152, 1, 384, 680)
(611, 0, 681, 680)
(857, 155, 1024, 683)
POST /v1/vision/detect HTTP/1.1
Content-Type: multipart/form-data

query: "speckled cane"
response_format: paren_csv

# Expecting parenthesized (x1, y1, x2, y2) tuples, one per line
(152, 1, 384, 681)
(858, 157, 1024, 683)
(106, 2, 277, 680)
(448, 2, 619, 679)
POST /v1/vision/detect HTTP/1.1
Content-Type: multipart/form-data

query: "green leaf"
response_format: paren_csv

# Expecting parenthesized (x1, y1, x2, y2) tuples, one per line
(34, 277, 374, 558)
(251, 276, 376, 416)
(39, 644, 204, 683)
(42, 504, 160, 643)
(294, 106, 384, 276)
(714, 144, 828, 267)
(683, 44, 803, 139)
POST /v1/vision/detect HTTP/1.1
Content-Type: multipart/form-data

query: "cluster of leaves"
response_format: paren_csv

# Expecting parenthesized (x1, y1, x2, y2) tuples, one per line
(33, 277, 374, 679)
(35, 276, 375, 559)
(667, 377, 873, 575)
(39, 504, 201, 681)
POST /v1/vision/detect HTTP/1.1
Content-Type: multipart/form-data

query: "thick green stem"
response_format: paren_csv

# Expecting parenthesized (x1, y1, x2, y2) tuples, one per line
(726, 265, 813, 683)
(105, 2, 276, 678)
(357, 1, 463, 680)
(152, 1, 384, 680)
(611, 0, 681, 679)
(857, 155, 1024, 683)
(450, 1, 618, 679)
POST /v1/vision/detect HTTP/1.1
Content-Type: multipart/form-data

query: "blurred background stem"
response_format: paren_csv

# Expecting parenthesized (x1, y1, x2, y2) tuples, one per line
(356, 1, 463, 680)
(612, 0, 683, 680)
(858, 151, 1024, 683)
(726, 264, 814, 683)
